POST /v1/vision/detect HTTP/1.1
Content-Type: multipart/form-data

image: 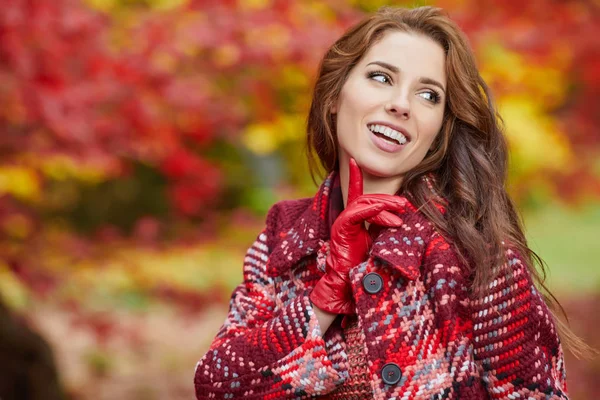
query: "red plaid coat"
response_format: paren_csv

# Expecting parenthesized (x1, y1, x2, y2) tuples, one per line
(194, 173, 569, 399)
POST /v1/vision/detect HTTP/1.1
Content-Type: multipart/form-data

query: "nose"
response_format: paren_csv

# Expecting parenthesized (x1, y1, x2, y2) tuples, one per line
(385, 92, 410, 119)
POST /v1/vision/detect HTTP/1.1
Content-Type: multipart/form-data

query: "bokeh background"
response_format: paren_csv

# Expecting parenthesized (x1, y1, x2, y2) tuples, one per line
(0, 0, 599, 399)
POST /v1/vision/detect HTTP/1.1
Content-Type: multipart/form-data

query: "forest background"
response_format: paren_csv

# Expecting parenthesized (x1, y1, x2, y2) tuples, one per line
(1, 0, 599, 398)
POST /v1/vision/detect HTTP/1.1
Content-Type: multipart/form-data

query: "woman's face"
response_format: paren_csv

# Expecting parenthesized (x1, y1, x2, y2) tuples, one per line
(333, 30, 447, 182)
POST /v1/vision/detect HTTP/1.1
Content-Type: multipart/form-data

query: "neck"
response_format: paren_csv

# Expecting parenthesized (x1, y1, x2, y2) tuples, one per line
(362, 173, 403, 196)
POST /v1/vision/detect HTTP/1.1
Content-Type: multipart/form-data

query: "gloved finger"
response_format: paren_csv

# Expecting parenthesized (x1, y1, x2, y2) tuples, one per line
(350, 193, 409, 207)
(347, 158, 363, 204)
(366, 210, 404, 227)
(366, 210, 405, 243)
(344, 198, 409, 225)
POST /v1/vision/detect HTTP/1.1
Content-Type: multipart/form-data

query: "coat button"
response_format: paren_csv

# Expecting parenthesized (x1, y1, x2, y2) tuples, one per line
(362, 272, 383, 294)
(381, 362, 402, 385)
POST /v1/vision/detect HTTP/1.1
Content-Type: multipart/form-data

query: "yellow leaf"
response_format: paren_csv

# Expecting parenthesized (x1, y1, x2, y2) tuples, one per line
(279, 114, 305, 141)
(38, 155, 110, 184)
(0, 166, 41, 201)
(500, 96, 572, 176)
(83, 0, 117, 12)
(0, 262, 29, 310)
(148, 0, 189, 11)
(238, 0, 272, 11)
(242, 123, 279, 155)
(84, 0, 189, 12)
(213, 44, 241, 68)
(280, 65, 309, 90)
(242, 114, 306, 155)
(479, 43, 570, 108)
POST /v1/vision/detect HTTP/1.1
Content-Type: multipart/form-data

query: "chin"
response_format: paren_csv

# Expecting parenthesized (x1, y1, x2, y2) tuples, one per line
(357, 157, 404, 180)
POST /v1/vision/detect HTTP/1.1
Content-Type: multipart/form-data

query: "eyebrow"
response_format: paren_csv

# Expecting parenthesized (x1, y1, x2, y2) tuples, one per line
(366, 61, 446, 93)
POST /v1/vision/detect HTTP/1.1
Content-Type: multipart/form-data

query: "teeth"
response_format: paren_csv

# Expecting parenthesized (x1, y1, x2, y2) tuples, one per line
(368, 124, 407, 145)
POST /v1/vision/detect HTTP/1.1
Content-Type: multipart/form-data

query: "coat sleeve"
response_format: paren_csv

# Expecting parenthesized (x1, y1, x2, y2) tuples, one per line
(193, 228, 348, 399)
(471, 247, 569, 399)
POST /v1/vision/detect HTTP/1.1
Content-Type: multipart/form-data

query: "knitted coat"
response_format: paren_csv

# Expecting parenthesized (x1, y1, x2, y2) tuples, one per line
(194, 173, 569, 399)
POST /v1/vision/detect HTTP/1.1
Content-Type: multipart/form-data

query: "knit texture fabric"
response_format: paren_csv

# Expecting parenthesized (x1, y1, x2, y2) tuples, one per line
(327, 315, 372, 399)
(194, 172, 569, 399)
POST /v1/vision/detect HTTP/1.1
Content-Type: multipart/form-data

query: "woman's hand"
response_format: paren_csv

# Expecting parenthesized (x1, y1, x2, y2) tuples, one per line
(310, 159, 409, 315)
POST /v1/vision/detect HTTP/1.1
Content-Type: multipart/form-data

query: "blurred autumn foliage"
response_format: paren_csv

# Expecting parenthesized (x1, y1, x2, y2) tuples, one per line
(0, 0, 599, 398)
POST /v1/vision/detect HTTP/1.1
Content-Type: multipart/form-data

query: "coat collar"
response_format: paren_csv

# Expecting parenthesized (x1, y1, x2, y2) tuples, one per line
(268, 172, 336, 274)
(269, 171, 441, 280)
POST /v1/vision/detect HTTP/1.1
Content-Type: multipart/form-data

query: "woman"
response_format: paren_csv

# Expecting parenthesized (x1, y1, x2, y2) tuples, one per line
(194, 6, 574, 399)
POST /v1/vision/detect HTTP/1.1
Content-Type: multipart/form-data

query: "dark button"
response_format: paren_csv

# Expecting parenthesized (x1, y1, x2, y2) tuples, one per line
(381, 362, 402, 385)
(362, 272, 383, 294)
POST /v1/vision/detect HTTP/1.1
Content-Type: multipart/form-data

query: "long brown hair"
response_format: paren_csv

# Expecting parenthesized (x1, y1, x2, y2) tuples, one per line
(306, 5, 592, 358)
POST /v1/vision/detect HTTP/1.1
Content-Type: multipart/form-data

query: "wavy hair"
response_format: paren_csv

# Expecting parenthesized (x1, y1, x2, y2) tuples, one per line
(306, 5, 591, 357)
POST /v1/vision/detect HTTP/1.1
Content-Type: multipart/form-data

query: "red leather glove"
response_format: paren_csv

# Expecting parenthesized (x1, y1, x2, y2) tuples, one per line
(310, 159, 409, 315)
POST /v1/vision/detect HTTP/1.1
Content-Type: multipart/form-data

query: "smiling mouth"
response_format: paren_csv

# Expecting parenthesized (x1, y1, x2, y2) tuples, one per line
(367, 123, 408, 145)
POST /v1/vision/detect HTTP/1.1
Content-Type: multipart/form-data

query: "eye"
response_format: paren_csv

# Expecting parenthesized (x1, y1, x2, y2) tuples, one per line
(367, 70, 392, 85)
(419, 90, 441, 104)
